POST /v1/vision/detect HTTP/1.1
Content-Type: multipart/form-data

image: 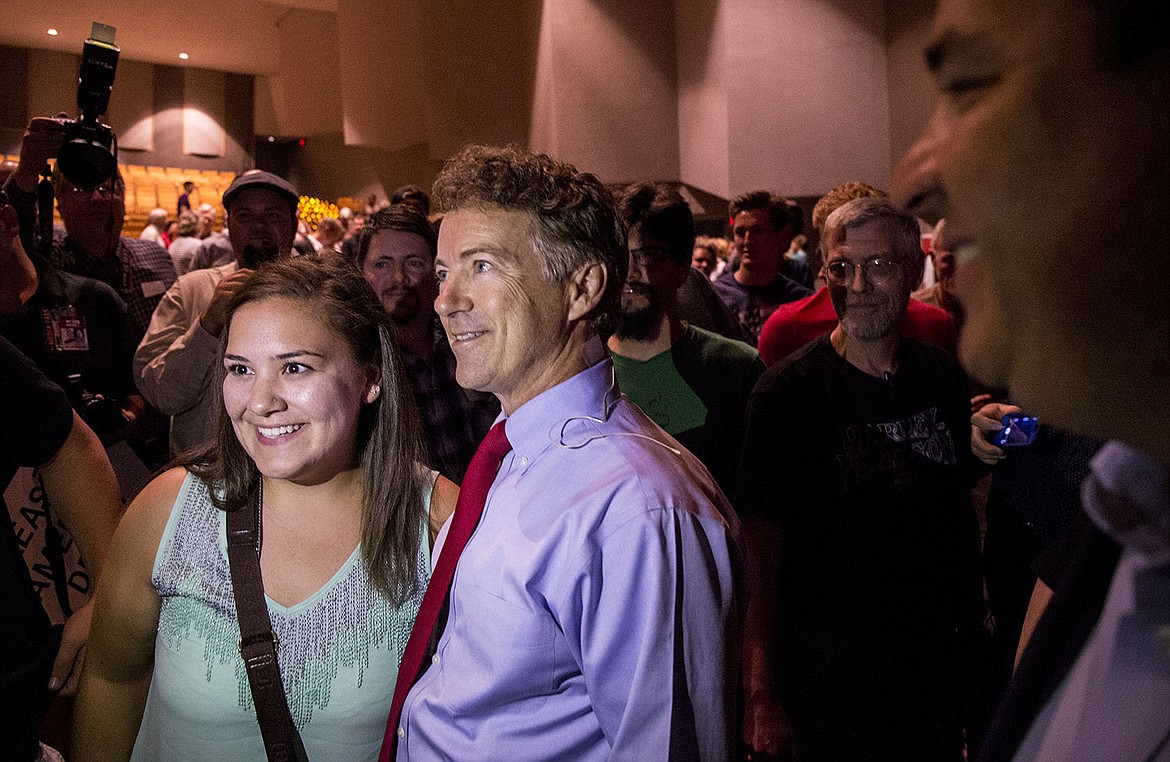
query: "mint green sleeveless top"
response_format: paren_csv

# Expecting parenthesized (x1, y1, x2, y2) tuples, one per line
(130, 470, 433, 761)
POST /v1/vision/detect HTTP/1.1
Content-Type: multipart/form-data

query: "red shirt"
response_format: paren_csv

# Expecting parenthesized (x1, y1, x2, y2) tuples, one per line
(757, 287, 958, 367)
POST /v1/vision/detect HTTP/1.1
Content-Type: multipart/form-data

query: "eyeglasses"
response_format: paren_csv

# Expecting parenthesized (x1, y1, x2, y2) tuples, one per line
(824, 257, 903, 286)
(629, 246, 673, 264)
(60, 183, 120, 200)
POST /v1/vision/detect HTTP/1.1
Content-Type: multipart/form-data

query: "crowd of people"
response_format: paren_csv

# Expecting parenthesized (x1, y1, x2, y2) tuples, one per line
(1, 0, 1165, 758)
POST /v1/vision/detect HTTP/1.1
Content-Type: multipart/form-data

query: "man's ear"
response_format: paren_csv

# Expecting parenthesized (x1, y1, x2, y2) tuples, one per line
(567, 261, 607, 322)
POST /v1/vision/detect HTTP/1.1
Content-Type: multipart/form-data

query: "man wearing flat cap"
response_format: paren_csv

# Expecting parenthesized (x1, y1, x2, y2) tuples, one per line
(135, 170, 300, 456)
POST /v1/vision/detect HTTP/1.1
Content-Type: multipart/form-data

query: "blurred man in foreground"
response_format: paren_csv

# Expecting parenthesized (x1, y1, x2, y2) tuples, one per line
(894, 0, 1169, 757)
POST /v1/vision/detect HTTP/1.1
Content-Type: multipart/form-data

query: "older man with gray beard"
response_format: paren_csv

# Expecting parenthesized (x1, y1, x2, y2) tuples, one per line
(737, 196, 981, 761)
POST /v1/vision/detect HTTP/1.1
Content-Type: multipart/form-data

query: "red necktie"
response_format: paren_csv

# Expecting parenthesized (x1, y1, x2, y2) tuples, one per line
(380, 420, 511, 760)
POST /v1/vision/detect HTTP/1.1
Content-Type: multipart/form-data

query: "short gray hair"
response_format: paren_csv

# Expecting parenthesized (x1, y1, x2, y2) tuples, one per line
(821, 196, 922, 264)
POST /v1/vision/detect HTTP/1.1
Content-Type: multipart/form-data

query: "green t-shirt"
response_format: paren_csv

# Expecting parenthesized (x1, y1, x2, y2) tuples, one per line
(611, 347, 708, 435)
(611, 325, 764, 495)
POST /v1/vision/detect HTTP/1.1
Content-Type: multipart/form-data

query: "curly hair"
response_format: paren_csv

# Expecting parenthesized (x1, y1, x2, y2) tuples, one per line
(183, 256, 428, 603)
(432, 144, 626, 327)
(811, 181, 886, 235)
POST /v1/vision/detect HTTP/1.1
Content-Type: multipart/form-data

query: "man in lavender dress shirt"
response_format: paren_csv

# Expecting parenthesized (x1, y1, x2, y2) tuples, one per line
(392, 144, 745, 760)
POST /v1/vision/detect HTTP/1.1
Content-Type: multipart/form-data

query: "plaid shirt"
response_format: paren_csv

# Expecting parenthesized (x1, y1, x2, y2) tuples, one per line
(5, 180, 176, 339)
(51, 234, 176, 339)
(403, 315, 500, 483)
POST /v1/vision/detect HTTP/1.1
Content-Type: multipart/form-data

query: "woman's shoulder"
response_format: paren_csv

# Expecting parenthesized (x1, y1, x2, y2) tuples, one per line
(137, 466, 192, 505)
(102, 467, 195, 586)
(124, 468, 193, 542)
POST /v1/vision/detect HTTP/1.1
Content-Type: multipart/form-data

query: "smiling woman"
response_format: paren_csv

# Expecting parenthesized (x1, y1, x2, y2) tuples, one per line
(73, 257, 459, 761)
(222, 297, 373, 487)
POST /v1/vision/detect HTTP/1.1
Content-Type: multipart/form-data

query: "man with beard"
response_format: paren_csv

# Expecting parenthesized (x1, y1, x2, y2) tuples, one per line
(357, 205, 497, 482)
(737, 196, 981, 761)
(608, 184, 763, 495)
(135, 170, 299, 456)
(757, 182, 957, 367)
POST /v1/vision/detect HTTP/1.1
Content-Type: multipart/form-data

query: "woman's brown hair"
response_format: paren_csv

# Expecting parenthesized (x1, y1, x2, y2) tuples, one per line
(182, 256, 427, 603)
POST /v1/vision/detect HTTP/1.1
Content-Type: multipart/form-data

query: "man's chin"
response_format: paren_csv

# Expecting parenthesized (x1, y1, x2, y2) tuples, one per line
(957, 323, 1011, 391)
(614, 305, 661, 342)
(951, 254, 1009, 389)
(240, 241, 281, 267)
(386, 304, 421, 324)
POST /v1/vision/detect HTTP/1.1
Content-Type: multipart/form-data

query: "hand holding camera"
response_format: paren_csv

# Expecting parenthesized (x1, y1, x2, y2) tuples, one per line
(11, 23, 119, 193)
(11, 117, 67, 194)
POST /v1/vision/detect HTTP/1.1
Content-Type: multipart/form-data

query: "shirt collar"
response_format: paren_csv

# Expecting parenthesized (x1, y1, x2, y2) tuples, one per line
(499, 358, 619, 475)
(1083, 440, 1170, 564)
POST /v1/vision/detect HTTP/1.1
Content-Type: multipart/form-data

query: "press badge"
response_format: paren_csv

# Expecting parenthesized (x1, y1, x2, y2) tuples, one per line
(141, 280, 166, 298)
(41, 305, 89, 351)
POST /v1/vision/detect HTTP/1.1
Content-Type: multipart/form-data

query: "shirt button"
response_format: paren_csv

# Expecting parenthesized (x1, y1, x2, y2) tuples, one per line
(397, 727, 405, 739)
(520, 456, 529, 466)
(431, 654, 441, 665)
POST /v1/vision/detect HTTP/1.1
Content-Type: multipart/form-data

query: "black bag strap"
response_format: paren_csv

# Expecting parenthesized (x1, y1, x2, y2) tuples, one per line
(225, 485, 309, 762)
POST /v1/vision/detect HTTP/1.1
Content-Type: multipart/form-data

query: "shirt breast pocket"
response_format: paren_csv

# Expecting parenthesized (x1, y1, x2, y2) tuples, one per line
(458, 580, 556, 650)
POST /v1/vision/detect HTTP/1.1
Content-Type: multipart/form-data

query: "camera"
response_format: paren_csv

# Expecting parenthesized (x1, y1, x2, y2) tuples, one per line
(56, 23, 120, 189)
(64, 373, 126, 442)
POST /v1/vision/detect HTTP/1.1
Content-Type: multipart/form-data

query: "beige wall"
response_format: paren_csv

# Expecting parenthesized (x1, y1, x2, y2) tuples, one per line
(529, 0, 681, 183)
(263, 9, 344, 138)
(253, 0, 939, 201)
(724, 0, 892, 197)
(336, 0, 427, 149)
(4, 1, 943, 203)
(676, 0, 733, 198)
(885, 0, 938, 170)
(422, 0, 540, 159)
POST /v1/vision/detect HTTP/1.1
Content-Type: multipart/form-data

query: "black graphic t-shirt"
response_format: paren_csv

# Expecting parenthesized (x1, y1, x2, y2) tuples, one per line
(737, 334, 981, 639)
(1, 337, 73, 668)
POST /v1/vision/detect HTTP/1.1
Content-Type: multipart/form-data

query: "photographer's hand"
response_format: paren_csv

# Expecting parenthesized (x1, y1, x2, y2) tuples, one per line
(12, 115, 67, 193)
